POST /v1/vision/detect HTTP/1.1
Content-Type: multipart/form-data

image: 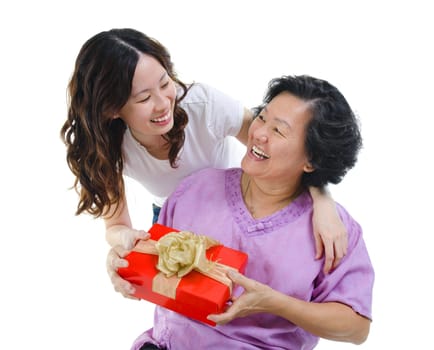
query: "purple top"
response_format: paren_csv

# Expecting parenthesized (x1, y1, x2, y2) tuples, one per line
(131, 168, 374, 350)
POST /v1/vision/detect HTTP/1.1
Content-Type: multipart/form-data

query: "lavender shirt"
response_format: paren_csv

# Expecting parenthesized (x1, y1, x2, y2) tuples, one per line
(131, 168, 374, 350)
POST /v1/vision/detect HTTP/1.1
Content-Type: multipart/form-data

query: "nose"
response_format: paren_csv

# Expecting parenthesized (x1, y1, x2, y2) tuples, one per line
(153, 91, 169, 112)
(256, 134, 268, 143)
(252, 125, 268, 143)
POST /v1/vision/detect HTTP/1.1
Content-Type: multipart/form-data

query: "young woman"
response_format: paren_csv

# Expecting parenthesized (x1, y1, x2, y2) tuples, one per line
(61, 28, 347, 297)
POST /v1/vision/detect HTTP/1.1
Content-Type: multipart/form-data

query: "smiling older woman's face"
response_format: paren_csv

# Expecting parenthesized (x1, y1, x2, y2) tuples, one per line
(241, 92, 314, 183)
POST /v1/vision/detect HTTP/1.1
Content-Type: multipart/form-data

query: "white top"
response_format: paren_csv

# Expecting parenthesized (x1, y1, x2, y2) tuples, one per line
(122, 82, 245, 206)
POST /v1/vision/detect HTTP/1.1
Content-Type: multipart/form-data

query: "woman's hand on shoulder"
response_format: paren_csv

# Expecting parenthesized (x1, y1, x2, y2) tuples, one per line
(312, 209, 348, 274)
(309, 186, 348, 274)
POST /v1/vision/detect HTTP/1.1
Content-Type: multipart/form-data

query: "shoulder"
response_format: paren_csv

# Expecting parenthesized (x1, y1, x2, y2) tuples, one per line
(173, 168, 226, 193)
(179, 82, 211, 104)
(164, 168, 227, 207)
(185, 167, 227, 184)
(181, 83, 244, 138)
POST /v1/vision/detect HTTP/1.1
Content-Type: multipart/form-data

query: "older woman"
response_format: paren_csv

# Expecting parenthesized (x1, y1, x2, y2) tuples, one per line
(127, 75, 374, 350)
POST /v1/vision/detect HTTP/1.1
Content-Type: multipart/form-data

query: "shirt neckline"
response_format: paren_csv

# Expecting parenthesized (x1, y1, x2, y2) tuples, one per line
(225, 168, 312, 236)
(126, 127, 185, 164)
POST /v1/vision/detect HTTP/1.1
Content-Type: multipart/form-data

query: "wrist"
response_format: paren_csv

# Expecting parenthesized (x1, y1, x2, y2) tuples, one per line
(105, 224, 130, 247)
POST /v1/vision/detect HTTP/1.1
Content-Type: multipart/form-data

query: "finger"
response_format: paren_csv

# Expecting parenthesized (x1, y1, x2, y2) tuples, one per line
(122, 230, 150, 250)
(343, 231, 348, 256)
(227, 270, 255, 290)
(112, 274, 137, 296)
(332, 229, 349, 270)
(106, 256, 136, 295)
(106, 249, 119, 274)
(113, 244, 132, 259)
(331, 239, 345, 270)
(133, 229, 150, 242)
(322, 239, 334, 274)
(207, 309, 235, 325)
(106, 247, 128, 273)
(337, 228, 348, 255)
(313, 231, 324, 260)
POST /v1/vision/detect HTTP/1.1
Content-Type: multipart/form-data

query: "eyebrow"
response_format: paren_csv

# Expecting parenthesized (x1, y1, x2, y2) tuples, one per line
(131, 72, 168, 98)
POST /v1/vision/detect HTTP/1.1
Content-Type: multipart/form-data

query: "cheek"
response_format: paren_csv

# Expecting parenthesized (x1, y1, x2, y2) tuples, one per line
(168, 82, 177, 100)
(275, 142, 304, 163)
(123, 104, 152, 124)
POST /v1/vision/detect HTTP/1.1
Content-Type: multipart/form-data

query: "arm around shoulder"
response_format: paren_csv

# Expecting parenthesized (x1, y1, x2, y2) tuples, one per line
(235, 108, 254, 145)
(309, 185, 348, 273)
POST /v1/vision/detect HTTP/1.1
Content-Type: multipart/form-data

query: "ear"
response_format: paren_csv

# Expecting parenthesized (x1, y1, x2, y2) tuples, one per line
(303, 162, 314, 173)
(112, 114, 121, 119)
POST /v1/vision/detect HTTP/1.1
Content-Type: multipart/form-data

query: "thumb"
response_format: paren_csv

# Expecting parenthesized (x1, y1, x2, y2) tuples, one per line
(228, 270, 252, 290)
(113, 244, 132, 259)
(136, 230, 150, 240)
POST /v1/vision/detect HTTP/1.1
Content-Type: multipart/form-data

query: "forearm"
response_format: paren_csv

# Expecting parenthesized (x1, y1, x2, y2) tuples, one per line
(309, 185, 339, 219)
(309, 185, 331, 201)
(235, 108, 254, 145)
(104, 196, 134, 247)
(266, 290, 370, 344)
(105, 224, 132, 246)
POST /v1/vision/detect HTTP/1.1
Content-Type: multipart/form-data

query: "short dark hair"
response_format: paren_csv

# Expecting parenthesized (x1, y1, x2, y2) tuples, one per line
(254, 75, 362, 187)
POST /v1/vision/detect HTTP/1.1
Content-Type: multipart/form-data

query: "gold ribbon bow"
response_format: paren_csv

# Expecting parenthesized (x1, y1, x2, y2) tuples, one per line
(133, 231, 237, 299)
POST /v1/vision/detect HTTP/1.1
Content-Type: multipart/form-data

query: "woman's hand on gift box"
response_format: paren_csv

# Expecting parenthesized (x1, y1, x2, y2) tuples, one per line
(106, 245, 137, 299)
(106, 245, 140, 299)
(106, 224, 150, 249)
(207, 271, 274, 325)
(105, 226, 150, 299)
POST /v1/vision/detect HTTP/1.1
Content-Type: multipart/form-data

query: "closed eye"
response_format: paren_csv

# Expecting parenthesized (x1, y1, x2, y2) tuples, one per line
(138, 95, 151, 103)
(257, 114, 266, 122)
(273, 127, 284, 136)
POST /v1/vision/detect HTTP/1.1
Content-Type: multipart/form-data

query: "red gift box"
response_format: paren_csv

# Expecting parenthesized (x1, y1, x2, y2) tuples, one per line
(118, 224, 248, 326)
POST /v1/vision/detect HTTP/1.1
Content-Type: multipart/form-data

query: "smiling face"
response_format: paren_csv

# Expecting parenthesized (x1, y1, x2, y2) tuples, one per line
(241, 92, 314, 185)
(116, 53, 177, 144)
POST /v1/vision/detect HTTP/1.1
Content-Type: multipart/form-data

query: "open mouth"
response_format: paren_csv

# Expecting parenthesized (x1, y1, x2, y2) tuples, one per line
(151, 113, 170, 123)
(251, 145, 270, 159)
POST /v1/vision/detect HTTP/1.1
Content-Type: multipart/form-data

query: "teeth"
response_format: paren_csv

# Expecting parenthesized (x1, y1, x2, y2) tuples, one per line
(151, 113, 169, 122)
(252, 145, 270, 159)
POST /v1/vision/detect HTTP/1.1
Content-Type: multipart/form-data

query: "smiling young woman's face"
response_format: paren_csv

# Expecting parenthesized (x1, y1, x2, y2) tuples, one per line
(241, 92, 314, 182)
(117, 53, 177, 140)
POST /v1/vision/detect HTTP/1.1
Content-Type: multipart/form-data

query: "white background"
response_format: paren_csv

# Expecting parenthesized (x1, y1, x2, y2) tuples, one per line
(1, 1, 433, 349)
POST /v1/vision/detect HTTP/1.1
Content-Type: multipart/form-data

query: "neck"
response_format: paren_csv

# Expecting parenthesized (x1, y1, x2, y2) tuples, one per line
(242, 173, 302, 219)
(130, 129, 169, 159)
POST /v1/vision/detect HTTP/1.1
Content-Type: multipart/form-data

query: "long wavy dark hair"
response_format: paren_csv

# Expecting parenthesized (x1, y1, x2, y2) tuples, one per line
(253, 75, 362, 188)
(61, 28, 189, 217)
